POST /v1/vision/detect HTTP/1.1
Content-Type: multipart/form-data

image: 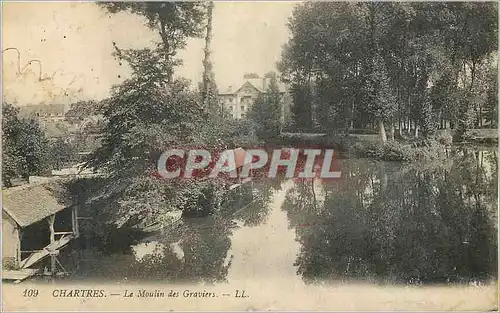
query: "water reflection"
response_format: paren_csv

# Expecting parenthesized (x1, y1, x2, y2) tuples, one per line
(66, 179, 283, 283)
(65, 150, 496, 285)
(282, 149, 498, 285)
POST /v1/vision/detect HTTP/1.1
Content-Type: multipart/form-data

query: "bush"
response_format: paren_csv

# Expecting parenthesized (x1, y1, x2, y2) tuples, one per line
(382, 141, 414, 161)
(435, 129, 453, 146)
(276, 133, 356, 151)
(351, 140, 382, 158)
(272, 132, 448, 162)
(349, 139, 445, 162)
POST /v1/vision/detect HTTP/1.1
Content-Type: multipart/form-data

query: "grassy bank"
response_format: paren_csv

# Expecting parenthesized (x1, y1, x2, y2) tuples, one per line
(458, 128, 499, 145)
(275, 128, 497, 162)
(274, 133, 452, 162)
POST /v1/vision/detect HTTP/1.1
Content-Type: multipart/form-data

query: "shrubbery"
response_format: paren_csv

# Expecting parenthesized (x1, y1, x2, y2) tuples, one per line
(277, 132, 447, 162)
(350, 140, 413, 161)
(276, 133, 355, 151)
(458, 129, 498, 145)
(352, 138, 447, 161)
(435, 129, 454, 146)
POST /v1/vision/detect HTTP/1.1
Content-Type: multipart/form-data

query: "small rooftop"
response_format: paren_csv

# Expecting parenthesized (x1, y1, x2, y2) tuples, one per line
(2, 183, 68, 228)
(219, 74, 288, 95)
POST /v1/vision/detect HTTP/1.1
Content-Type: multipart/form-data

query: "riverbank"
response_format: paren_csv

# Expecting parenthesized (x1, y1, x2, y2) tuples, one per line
(277, 129, 497, 162)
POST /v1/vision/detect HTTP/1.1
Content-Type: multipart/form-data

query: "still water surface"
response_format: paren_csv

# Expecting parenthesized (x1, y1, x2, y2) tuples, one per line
(65, 149, 498, 286)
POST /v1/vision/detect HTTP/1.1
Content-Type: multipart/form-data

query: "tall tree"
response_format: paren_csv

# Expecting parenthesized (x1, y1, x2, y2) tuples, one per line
(247, 73, 282, 141)
(200, 1, 219, 114)
(86, 2, 224, 227)
(360, 52, 397, 143)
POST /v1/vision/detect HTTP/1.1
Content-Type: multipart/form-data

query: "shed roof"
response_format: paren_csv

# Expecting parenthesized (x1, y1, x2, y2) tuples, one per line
(2, 184, 67, 228)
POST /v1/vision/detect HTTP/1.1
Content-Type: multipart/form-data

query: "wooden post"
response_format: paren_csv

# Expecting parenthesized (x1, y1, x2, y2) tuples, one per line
(47, 214, 56, 276)
(72, 206, 80, 238)
(17, 228, 23, 267)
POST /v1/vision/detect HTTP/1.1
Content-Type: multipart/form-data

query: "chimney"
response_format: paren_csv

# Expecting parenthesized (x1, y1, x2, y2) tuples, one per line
(243, 73, 259, 79)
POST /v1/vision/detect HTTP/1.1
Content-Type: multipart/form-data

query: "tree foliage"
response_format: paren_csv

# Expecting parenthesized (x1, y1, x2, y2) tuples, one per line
(99, 2, 205, 60)
(83, 2, 241, 228)
(2, 103, 50, 186)
(48, 138, 80, 170)
(279, 2, 498, 141)
(65, 100, 100, 122)
(247, 73, 283, 141)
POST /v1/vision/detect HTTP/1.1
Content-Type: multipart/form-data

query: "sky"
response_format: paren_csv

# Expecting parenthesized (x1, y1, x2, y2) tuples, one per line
(2, 1, 299, 106)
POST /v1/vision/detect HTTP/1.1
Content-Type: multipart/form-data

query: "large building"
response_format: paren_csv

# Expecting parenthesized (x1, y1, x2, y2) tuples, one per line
(219, 74, 289, 119)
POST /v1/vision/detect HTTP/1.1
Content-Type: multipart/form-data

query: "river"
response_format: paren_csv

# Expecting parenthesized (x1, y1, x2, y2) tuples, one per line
(58, 148, 497, 288)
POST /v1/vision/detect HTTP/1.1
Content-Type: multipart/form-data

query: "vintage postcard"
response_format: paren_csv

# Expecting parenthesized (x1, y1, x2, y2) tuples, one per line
(1, 1, 498, 311)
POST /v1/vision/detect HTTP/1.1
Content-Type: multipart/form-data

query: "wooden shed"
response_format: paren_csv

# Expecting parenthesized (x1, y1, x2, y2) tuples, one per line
(2, 184, 78, 279)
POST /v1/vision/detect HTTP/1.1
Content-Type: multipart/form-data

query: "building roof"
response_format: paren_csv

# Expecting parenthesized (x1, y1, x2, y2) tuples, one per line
(2, 184, 68, 228)
(219, 76, 288, 95)
(17, 103, 68, 118)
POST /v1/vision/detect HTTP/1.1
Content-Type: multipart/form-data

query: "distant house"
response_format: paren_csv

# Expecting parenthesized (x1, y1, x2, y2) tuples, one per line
(2, 184, 78, 278)
(219, 73, 290, 119)
(15, 102, 105, 148)
(15, 103, 71, 139)
(17, 103, 69, 121)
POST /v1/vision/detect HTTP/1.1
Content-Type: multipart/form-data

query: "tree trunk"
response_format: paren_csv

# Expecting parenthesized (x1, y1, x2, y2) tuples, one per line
(350, 102, 355, 130)
(479, 105, 483, 128)
(389, 123, 395, 141)
(414, 124, 419, 138)
(379, 162, 388, 192)
(378, 120, 387, 144)
(470, 60, 476, 92)
(202, 1, 215, 112)
(311, 179, 317, 211)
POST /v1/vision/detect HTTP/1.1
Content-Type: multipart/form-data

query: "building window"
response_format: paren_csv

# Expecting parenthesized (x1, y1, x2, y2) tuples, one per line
(229, 98, 233, 103)
(241, 106, 245, 111)
(241, 96, 252, 105)
(229, 106, 233, 111)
